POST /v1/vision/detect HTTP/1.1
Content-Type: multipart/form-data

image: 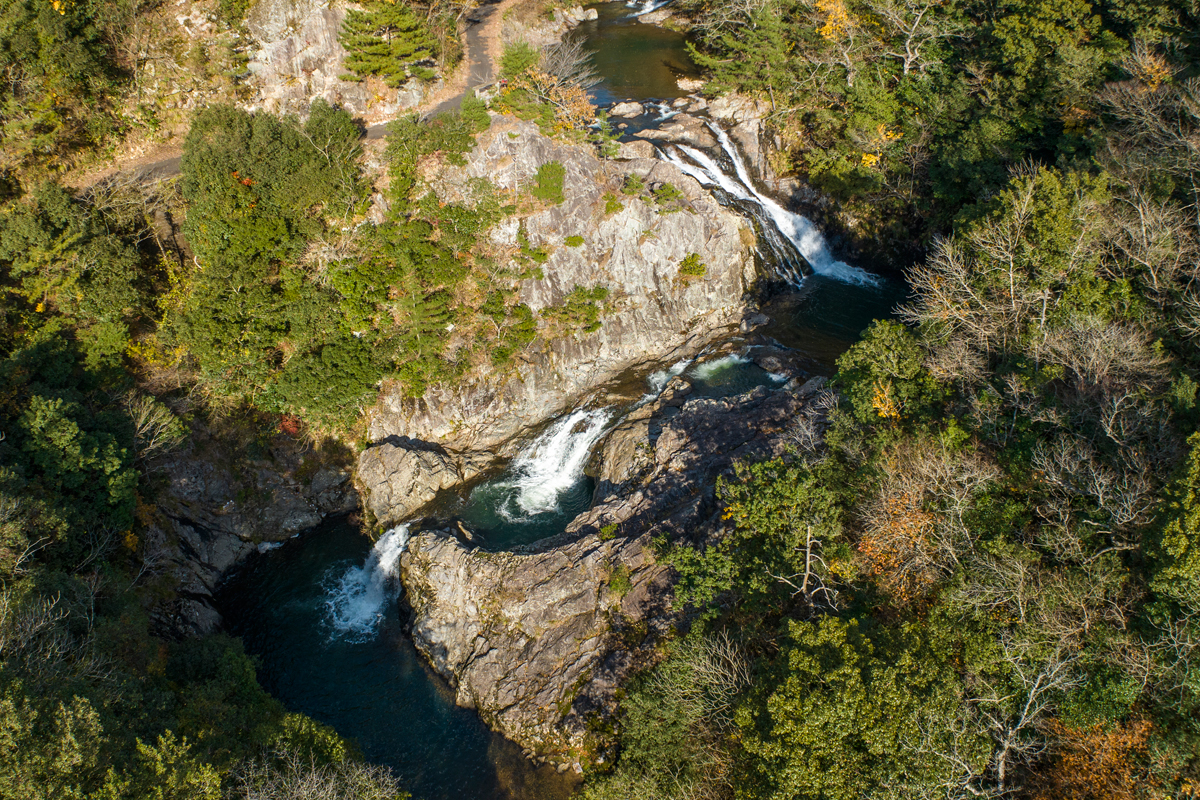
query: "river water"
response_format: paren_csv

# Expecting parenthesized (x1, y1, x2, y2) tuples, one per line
(218, 520, 576, 800)
(220, 4, 904, 798)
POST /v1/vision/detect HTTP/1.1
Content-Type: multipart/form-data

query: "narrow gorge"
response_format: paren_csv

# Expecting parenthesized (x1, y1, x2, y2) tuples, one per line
(214, 2, 897, 795)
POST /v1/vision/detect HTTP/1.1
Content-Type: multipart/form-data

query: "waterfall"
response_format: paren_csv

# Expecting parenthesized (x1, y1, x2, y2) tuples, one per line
(499, 409, 613, 519)
(325, 525, 410, 641)
(651, 101, 680, 122)
(660, 125, 879, 288)
(647, 357, 693, 394)
(689, 353, 752, 381)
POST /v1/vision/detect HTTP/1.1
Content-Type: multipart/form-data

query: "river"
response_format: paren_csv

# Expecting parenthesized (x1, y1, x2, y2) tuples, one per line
(218, 4, 904, 798)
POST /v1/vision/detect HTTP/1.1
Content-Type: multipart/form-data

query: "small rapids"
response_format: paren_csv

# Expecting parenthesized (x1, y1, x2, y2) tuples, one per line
(627, 0, 672, 15)
(325, 525, 410, 641)
(647, 357, 693, 395)
(660, 124, 879, 288)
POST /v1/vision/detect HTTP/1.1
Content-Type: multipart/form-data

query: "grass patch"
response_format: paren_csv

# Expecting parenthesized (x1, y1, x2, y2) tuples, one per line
(531, 161, 566, 204)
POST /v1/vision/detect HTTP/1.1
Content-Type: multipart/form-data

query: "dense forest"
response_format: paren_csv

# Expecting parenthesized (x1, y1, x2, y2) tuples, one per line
(585, 1, 1200, 798)
(2, 0, 1200, 797)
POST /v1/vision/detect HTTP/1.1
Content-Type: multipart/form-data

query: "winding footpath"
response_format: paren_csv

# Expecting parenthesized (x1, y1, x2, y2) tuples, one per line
(95, 0, 512, 186)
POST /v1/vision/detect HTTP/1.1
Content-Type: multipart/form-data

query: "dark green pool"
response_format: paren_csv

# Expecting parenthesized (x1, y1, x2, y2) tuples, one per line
(761, 273, 908, 373)
(218, 518, 577, 800)
(578, 1, 700, 106)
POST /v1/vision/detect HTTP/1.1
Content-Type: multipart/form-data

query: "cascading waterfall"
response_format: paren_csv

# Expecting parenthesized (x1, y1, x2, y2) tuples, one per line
(660, 125, 879, 288)
(500, 409, 613, 519)
(626, 0, 672, 15)
(644, 357, 693, 398)
(650, 101, 680, 122)
(689, 353, 752, 380)
(325, 525, 410, 641)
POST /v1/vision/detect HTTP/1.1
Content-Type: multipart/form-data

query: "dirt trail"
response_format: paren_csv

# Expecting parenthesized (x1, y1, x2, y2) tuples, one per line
(74, 0, 521, 185)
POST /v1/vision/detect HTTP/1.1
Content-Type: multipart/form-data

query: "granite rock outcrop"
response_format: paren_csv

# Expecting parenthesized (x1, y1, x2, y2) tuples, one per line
(359, 115, 757, 527)
(398, 376, 827, 761)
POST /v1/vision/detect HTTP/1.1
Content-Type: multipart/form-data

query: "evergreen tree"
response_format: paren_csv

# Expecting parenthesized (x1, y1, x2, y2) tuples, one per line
(339, 0, 438, 86)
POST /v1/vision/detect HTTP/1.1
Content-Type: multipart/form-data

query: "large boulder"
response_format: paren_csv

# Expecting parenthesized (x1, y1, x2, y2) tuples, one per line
(357, 439, 467, 528)
(610, 101, 645, 118)
(633, 113, 718, 149)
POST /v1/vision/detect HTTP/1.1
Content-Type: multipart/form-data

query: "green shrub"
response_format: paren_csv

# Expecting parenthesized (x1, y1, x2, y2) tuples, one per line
(599, 523, 618, 541)
(500, 41, 540, 78)
(517, 224, 549, 264)
(678, 252, 706, 280)
(565, 235, 584, 247)
(592, 109, 620, 159)
(218, 0, 251, 24)
(460, 90, 492, 133)
(653, 182, 685, 212)
(491, 303, 538, 367)
(340, 0, 438, 86)
(622, 174, 644, 195)
(531, 161, 566, 204)
(542, 285, 610, 334)
(604, 192, 624, 214)
(609, 565, 632, 597)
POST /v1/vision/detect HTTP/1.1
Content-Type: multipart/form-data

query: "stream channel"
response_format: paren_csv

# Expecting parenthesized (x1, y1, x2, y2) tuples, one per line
(218, 5, 906, 798)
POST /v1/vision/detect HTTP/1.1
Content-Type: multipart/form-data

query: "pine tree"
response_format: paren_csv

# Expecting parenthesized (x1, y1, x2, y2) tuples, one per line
(339, 0, 437, 87)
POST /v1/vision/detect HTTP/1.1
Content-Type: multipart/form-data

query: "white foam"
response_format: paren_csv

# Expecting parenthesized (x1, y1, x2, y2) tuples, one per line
(325, 525, 410, 641)
(648, 358, 692, 394)
(627, 0, 672, 15)
(499, 409, 613, 519)
(652, 101, 679, 122)
(661, 129, 880, 287)
(689, 353, 752, 380)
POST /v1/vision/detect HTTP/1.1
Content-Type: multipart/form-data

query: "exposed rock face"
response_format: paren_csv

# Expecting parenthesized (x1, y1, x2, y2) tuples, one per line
(357, 439, 476, 524)
(245, 0, 430, 120)
(402, 529, 660, 757)
(360, 116, 756, 527)
(633, 113, 717, 149)
(154, 433, 358, 636)
(399, 379, 822, 760)
(502, 4, 596, 48)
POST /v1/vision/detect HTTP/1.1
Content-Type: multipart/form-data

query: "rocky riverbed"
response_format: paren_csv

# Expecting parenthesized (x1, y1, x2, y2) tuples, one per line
(399, 372, 829, 764)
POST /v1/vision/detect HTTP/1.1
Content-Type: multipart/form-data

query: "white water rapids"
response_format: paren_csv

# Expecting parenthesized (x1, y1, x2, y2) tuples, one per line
(627, 0, 673, 15)
(325, 524, 410, 641)
(660, 125, 879, 288)
(499, 408, 613, 519)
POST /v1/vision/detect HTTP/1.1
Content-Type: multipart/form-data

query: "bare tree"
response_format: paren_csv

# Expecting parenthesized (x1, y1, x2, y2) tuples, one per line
(540, 37, 601, 91)
(1101, 185, 1200, 308)
(1099, 56, 1200, 232)
(122, 392, 188, 468)
(231, 753, 401, 800)
(965, 637, 1084, 795)
(649, 631, 751, 730)
(0, 591, 111, 689)
(857, 441, 999, 599)
(869, 0, 966, 76)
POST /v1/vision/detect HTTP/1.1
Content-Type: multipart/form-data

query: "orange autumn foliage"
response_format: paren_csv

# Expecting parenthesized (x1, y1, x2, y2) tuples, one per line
(1033, 719, 1155, 800)
(856, 489, 937, 603)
